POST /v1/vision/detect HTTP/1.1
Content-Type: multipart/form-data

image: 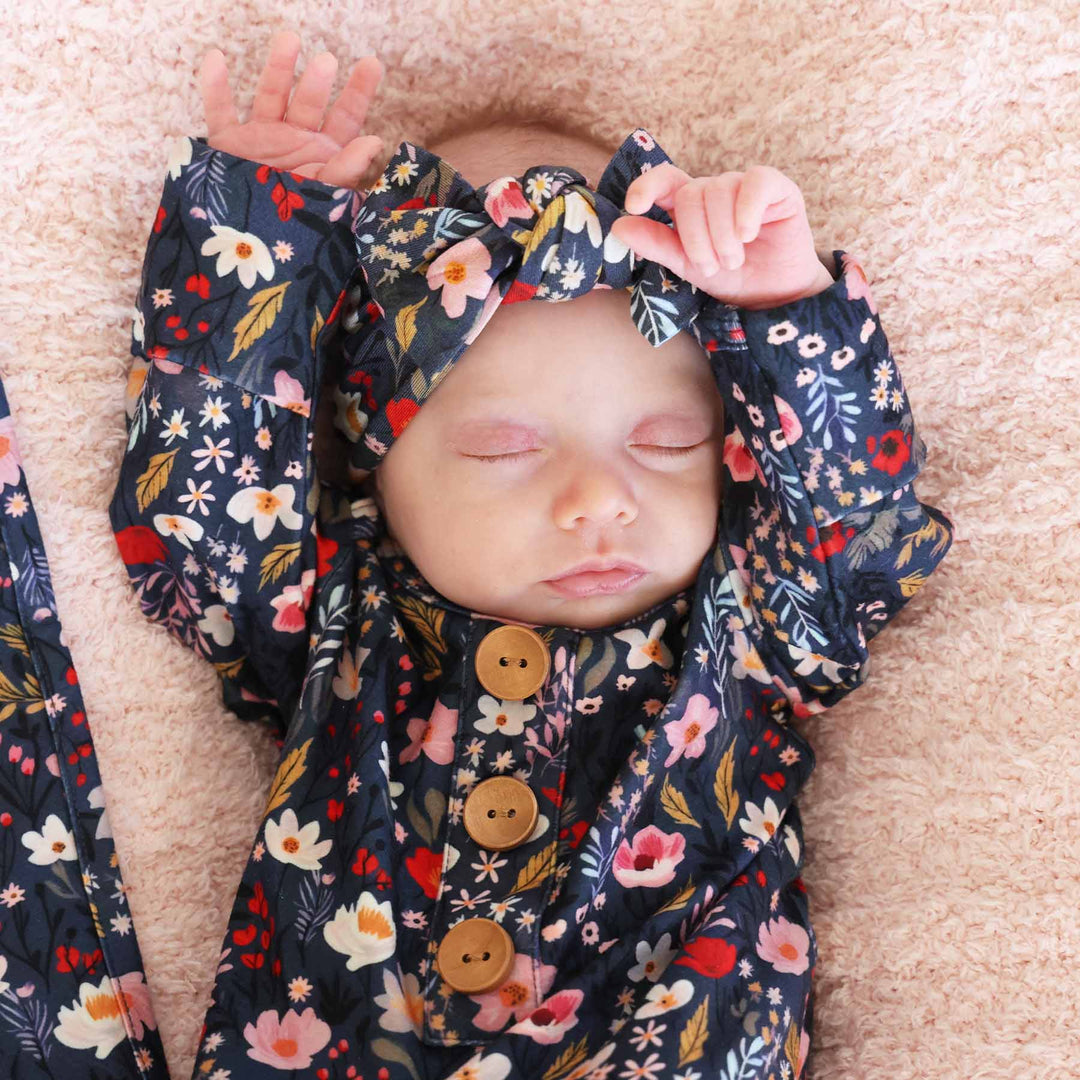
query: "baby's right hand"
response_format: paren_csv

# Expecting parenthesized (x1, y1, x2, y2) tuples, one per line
(198, 29, 385, 189)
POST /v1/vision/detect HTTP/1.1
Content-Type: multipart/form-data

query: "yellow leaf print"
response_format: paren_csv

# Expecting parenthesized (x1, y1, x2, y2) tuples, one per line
(656, 877, 695, 915)
(677, 994, 710, 1066)
(0, 669, 46, 712)
(395, 595, 447, 682)
(226, 282, 291, 362)
(263, 737, 312, 817)
(895, 514, 951, 570)
(258, 542, 302, 590)
(213, 656, 246, 680)
(660, 775, 702, 828)
(0, 623, 28, 657)
(89, 899, 105, 941)
(785, 1018, 803, 1076)
(542, 1035, 591, 1080)
(309, 306, 325, 354)
(897, 570, 928, 598)
(395, 297, 427, 353)
(714, 737, 740, 830)
(510, 841, 558, 895)
(519, 195, 564, 264)
(135, 449, 178, 513)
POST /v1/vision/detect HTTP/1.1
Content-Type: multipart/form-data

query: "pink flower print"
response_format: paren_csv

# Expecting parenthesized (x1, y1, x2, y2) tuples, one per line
(427, 237, 495, 319)
(839, 251, 877, 315)
(111, 971, 158, 1041)
(723, 426, 766, 485)
(470, 952, 557, 1032)
(265, 370, 311, 417)
(613, 825, 686, 889)
(755, 915, 811, 975)
(771, 395, 803, 451)
(399, 700, 458, 765)
(769, 673, 828, 719)
(243, 1006, 331, 1069)
(270, 568, 316, 633)
(0, 417, 22, 490)
(463, 277, 506, 346)
(482, 176, 536, 228)
(509, 987, 585, 1045)
(662, 693, 720, 767)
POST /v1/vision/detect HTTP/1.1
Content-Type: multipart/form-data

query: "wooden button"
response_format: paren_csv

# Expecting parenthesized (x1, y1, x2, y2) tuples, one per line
(463, 777, 539, 851)
(474, 625, 550, 701)
(435, 917, 514, 994)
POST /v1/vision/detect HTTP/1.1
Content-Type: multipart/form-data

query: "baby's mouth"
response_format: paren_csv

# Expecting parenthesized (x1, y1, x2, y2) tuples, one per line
(542, 567, 647, 597)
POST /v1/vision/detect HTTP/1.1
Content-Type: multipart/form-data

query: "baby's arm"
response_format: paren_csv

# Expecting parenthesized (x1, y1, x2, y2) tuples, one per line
(109, 137, 361, 739)
(701, 256, 954, 717)
(110, 32, 383, 738)
(615, 164, 954, 718)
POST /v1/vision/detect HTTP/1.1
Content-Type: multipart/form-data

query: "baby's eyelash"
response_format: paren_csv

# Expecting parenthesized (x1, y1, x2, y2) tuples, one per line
(466, 444, 702, 464)
(643, 444, 701, 458)
(468, 451, 534, 464)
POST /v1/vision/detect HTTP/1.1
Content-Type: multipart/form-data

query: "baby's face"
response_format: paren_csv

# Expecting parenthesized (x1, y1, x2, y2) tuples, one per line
(372, 286, 724, 630)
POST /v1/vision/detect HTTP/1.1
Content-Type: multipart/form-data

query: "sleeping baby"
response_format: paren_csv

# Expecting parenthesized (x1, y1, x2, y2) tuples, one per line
(109, 28, 954, 1080)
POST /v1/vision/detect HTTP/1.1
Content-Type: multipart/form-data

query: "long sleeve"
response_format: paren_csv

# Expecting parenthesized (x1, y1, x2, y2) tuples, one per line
(108, 135, 362, 739)
(701, 249, 954, 718)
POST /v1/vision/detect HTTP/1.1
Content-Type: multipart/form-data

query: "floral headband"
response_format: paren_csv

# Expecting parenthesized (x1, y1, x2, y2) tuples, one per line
(330, 127, 744, 479)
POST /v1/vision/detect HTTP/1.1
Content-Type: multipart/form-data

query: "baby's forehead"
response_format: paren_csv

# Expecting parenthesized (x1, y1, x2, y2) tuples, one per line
(441, 327, 721, 427)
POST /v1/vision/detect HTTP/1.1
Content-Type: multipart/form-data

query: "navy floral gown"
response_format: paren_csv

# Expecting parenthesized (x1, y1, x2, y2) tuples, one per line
(3, 126, 956, 1079)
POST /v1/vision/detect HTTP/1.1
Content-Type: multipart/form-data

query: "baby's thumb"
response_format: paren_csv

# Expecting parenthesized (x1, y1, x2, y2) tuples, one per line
(608, 215, 688, 279)
(317, 134, 384, 190)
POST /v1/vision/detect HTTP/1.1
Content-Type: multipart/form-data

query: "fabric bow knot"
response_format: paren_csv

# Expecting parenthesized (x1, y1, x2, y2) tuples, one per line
(335, 127, 733, 477)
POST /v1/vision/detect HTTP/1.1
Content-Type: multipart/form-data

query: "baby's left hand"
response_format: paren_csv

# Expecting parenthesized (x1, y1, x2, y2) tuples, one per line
(608, 163, 835, 310)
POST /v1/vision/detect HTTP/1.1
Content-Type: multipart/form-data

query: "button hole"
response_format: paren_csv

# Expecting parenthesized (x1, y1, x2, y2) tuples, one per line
(507, 808, 516, 818)
(518, 658, 527, 668)
(486, 809, 496, 819)
(482, 951, 490, 961)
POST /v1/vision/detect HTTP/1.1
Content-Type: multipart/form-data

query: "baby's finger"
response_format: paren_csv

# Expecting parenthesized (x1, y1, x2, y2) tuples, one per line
(284, 51, 338, 132)
(321, 54, 384, 147)
(251, 29, 302, 124)
(734, 164, 800, 241)
(199, 50, 239, 138)
(703, 174, 745, 269)
(623, 161, 694, 215)
(673, 176, 736, 275)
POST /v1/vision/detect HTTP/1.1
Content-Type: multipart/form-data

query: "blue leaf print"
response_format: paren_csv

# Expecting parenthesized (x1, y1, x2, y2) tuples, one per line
(630, 284, 681, 346)
(806, 364, 861, 451)
(0, 989, 55, 1063)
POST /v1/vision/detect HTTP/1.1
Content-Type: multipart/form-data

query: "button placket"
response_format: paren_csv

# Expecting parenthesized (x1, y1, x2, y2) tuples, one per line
(420, 620, 568, 1047)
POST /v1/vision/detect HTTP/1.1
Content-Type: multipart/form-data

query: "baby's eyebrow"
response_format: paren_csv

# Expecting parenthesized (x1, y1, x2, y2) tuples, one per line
(451, 408, 713, 442)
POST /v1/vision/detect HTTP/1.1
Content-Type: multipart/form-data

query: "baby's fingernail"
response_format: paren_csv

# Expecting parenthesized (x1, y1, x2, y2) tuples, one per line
(702, 259, 720, 275)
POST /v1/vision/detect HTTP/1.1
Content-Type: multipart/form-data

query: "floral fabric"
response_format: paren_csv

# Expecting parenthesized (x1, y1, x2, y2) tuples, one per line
(0, 378, 168, 1077)
(333, 129, 767, 477)
(103, 129, 954, 1079)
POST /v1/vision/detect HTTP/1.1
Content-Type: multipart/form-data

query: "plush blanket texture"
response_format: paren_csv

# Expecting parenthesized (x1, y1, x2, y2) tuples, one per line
(2, 2, 1078, 1077)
